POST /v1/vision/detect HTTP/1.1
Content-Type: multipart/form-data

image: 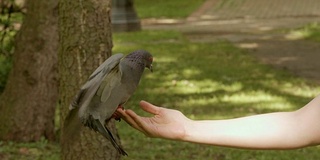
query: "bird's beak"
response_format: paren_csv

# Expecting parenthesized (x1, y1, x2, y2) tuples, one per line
(149, 64, 153, 72)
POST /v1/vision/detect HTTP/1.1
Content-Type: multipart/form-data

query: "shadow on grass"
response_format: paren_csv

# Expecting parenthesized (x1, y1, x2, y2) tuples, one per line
(113, 30, 320, 159)
(117, 39, 317, 116)
(5, 30, 316, 160)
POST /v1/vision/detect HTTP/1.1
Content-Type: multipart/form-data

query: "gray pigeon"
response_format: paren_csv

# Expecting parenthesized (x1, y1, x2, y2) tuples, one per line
(65, 50, 153, 156)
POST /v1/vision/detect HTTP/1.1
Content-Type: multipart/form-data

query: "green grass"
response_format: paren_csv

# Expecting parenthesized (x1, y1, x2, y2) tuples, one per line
(1, 30, 320, 160)
(2, 30, 320, 159)
(2, 1, 320, 158)
(299, 23, 320, 42)
(112, 30, 320, 159)
(134, 0, 206, 18)
(0, 139, 60, 160)
(286, 23, 320, 42)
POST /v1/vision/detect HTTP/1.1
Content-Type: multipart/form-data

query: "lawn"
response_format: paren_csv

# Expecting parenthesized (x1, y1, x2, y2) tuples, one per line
(134, 0, 206, 18)
(2, 30, 320, 160)
(2, 0, 320, 159)
(112, 30, 320, 160)
(287, 23, 320, 42)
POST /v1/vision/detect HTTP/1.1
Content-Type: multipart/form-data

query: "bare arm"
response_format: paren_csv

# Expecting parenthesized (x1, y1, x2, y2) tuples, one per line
(117, 95, 320, 149)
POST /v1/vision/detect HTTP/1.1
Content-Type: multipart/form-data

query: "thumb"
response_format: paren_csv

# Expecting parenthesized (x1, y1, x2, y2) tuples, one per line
(139, 100, 161, 115)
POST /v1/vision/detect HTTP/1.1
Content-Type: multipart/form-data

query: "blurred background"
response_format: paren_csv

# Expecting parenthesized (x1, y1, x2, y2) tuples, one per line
(1, 0, 320, 159)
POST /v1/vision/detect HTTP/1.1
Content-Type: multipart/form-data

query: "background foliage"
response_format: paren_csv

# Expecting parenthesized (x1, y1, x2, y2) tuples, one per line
(0, 0, 24, 92)
(1, 0, 320, 159)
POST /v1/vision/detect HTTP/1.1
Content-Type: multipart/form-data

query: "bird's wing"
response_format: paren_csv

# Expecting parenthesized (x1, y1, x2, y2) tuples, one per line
(96, 64, 122, 103)
(88, 53, 124, 80)
(70, 53, 124, 109)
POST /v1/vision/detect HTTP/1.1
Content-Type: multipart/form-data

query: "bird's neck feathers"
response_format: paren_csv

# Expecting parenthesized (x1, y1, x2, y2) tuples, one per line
(120, 58, 145, 85)
(121, 57, 146, 73)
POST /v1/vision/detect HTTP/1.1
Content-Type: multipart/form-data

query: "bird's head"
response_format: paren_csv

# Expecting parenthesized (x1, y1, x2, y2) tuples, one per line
(126, 50, 153, 72)
(145, 55, 153, 72)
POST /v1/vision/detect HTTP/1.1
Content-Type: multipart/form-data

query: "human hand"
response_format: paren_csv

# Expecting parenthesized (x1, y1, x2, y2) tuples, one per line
(116, 101, 191, 140)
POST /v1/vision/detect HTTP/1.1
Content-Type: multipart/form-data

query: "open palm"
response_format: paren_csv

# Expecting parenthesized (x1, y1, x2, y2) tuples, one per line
(117, 101, 190, 140)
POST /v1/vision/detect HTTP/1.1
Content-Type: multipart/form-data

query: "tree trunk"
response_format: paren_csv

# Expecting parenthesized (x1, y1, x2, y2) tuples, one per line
(59, 0, 121, 159)
(0, 0, 58, 141)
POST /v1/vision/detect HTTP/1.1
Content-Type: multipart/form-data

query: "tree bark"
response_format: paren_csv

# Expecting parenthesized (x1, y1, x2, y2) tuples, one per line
(59, 0, 121, 159)
(0, 0, 58, 141)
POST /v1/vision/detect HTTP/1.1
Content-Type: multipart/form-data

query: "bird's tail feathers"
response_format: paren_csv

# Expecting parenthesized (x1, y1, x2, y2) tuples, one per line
(93, 119, 128, 156)
(69, 89, 86, 109)
(61, 107, 82, 147)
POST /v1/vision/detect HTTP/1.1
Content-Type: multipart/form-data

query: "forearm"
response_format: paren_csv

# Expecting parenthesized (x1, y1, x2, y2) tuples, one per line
(183, 111, 311, 149)
(120, 97, 320, 149)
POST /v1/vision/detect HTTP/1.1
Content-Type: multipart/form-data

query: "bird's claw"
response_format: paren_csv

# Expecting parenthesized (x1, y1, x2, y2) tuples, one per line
(112, 105, 125, 121)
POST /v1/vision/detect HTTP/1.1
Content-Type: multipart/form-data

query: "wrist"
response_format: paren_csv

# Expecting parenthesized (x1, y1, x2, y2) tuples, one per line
(180, 120, 218, 145)
(180, 119, 197, 142)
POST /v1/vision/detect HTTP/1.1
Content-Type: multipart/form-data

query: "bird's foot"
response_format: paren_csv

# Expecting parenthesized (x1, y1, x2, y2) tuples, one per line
(112, 105, 125, 122)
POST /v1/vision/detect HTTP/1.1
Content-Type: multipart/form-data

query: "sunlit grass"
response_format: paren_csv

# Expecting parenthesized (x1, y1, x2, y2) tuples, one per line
(112, 30, 320, 159)
(134, 0, 206, 18)
(2, 29, 320, 160)
(286, 23, 320, 41)
(2, 1, 320, 159)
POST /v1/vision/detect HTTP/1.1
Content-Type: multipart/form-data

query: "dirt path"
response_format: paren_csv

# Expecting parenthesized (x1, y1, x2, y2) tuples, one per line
(142, 0, 320, 84)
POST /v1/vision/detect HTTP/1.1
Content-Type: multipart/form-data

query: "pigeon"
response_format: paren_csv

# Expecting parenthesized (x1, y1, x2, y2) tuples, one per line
(65, 50, 153, 156)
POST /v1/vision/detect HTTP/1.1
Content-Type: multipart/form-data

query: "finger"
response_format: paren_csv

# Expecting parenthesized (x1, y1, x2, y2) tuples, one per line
(140, 100, 161, 115)
(120, 109, 150, 136)
(116, 109, 143, 131)
(126, 109, 152, 136)
(116, 109, 137, 126)
(116, 107, 127, 117)
(125, 109, 144, 123)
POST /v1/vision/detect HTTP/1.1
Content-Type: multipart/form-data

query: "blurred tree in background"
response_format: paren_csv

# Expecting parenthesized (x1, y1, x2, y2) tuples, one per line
(0, 0, 58, 141)
(0, 0, 123, 159)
